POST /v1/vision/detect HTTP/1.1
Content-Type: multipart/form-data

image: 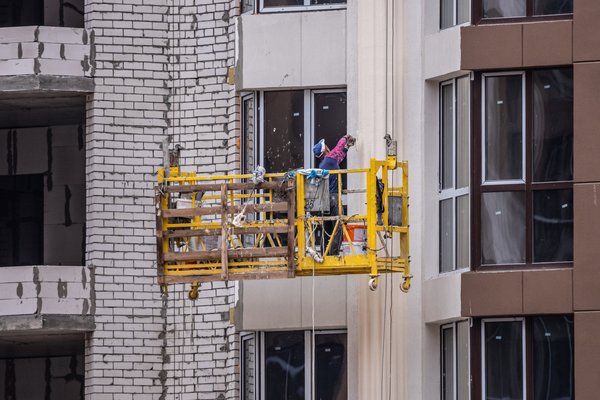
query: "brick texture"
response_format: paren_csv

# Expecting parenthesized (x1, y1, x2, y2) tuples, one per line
(84, 0, 240, 398)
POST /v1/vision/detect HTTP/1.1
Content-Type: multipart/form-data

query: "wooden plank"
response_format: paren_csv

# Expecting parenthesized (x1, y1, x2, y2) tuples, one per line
(164, 181, 286, 193)
(162, 201, 289, 218)
(220, 184, 229, 281)
(165, 225, 289, 238)
(164, 247, 289, 262)
(286, 181, 296, 278)
(158, 270, 291, 284)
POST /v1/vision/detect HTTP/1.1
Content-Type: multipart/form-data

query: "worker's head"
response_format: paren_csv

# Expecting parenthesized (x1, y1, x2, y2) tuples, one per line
(312, 139, 329, 158)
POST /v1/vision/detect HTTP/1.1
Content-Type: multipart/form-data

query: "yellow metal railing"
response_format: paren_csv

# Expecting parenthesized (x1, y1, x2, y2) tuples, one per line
(155, 156, 410, 294)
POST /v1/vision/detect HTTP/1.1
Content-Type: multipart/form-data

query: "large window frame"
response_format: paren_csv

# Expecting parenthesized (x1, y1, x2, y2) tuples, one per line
(244, 88, 347, 173)
(439, 76, 470, 274)
(474, 316, 575, 400)
(240, 0, 346, 14)
(241, 330, 348, 400)
(473, 0, 573, 24)
(473, 68, 573, 270)
(481, 318, 527, 400)
(441, 320, 471, 400)
(440, 0, 470, 30)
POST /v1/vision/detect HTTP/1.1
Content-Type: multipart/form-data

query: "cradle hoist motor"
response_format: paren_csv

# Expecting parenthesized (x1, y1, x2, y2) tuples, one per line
(155, 147, 410, 299)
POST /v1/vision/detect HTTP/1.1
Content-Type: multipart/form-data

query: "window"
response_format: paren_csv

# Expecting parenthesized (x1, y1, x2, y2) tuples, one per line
(440, 0, 470, 29)
(0, 0, 84, 28)
(475, 68, 573, 268)
(241, 0, 255, 14)
(242, 90, 347, 174)
(439, 77, 470, 273)
(241, 331, 348, 400)
(243, 0, 347, 13)
(241, 94, 257, 174)
(480, 315, 574, 400)
(441, 321, 470, 400)
(242, 334, 258, 400)
(0, 174, 44, 266)
(479, 0, 572, 21)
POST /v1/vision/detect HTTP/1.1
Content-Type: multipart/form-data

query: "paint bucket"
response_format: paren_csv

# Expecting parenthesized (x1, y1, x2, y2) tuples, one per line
(341, 223, 366, 255)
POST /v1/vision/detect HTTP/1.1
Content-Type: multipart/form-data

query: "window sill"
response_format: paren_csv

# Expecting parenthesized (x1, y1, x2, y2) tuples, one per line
(475, 13, 572, 25)
(258, 4, 346, 14)
(475, 262, 572, 272)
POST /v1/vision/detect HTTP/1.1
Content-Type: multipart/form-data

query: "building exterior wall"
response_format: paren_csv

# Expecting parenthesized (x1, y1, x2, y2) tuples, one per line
(0, 1, 593, 400)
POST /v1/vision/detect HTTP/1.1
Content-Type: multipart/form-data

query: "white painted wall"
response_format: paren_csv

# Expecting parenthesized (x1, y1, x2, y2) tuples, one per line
(236, 10, 346, 90)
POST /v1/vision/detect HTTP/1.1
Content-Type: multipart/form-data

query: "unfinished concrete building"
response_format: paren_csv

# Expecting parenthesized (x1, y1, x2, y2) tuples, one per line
(0, 0, 598, 399)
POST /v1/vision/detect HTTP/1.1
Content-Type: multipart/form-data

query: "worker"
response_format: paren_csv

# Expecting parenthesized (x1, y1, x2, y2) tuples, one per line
(313, 134, 357, 255)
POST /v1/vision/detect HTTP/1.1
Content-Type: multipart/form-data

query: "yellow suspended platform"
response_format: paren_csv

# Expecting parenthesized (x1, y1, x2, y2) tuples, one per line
(155, 156, 410, 294)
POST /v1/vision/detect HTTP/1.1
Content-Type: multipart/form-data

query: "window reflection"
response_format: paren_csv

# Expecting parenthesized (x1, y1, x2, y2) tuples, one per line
(483, 0, 526, 18)
(484, 75, 524, 182)
(481, 192, 526, 265)
(265, 331, 305, 400)
(533, 316, 574, 400)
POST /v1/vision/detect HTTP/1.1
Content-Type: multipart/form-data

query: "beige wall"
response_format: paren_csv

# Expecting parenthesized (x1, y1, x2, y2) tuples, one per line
(236, 10, 347, 90)
(238, 276, 347, 330)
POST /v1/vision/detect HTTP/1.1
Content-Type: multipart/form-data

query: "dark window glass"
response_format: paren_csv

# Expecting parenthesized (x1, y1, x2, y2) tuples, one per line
(481, 191, 526, 265)
(484, 321, 523, 400)
(441, 0, 454, 29)
(0, 175, 44, 267)
(313, 92, 347, 169)
(483, 0, 526, 18)
(440, 199, 454, 272)
(534, 0, 573, 15)
(442, 327, 455, 400)
(264, 91, 305, 173)
(263, 0, 303, 6)
(484, 75, 523, 182)
(265, 331, 305, 400)
(0, 0, 43, 27)
(533, 315, 574, 400)
(533, 189, 573, 263)
(441, 83, 454, 189)
(532, 69, 573, 182)
(315, 333, 347, 400)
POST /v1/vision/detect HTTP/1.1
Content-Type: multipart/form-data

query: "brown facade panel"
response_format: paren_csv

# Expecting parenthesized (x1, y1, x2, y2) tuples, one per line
(574, 62, 600, 182)
(461, 271, 523, 317)
(522, 269, 573, 314)
(575, 312, 600, 398)
(573, 183, 600, 310)
(523, 21, 573, 67)
(461, 24, 522, 70)
(574, 0, 600, 62)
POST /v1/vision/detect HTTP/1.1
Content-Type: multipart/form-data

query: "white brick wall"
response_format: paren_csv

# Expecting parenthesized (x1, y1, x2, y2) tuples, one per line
(84, 0, 240, 398)
(0, 26, 92, 77)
